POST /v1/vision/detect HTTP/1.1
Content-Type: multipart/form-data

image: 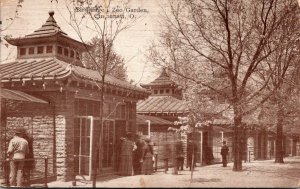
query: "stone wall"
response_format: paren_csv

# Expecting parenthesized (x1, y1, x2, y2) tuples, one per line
(3, 99, 55, 177)
(40, 91, 75, 181)
(1, 90, 76, 182)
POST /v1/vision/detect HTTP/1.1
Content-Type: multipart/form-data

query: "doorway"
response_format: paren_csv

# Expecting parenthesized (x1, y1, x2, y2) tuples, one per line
(100, 120, 115, 171)
(74, 116, 94, 179)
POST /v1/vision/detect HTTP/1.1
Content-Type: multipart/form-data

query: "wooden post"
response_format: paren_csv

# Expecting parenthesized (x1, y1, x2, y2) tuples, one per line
(44, 157, 48, 188)
(155, 153, 158, 172)
(200, 131, 203, 165)
(72, 155, 77, 186)
(5, 159, 10, 187)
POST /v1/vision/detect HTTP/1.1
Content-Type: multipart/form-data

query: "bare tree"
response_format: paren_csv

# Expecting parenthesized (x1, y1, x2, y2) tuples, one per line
(256, 11, 300, 163)
(147, 0, 299, 171)
(60, 0, 147, 186)
(0, 0, 23, 62)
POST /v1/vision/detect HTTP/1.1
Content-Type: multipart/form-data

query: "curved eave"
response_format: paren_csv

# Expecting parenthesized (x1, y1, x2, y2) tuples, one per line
(1, 69, 71, 83)
(70, 71, 150, 98)
(140, 83, 177, 88)
(5, 33, 92, 51)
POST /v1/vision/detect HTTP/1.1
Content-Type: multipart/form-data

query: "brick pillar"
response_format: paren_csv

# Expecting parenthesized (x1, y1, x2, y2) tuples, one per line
(53, 91, 75, 181)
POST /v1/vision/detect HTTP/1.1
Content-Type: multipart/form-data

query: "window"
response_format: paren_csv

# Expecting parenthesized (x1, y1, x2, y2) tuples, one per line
(29, 47, 35, 55)
(70, 50, 75, 58)
(37, 46, 44, 54)
(46, 46, 53, 53)
(57, 46, 62, 54)
(154, 90, 158, 94)
(166, 89, 170, 94)
(64, 48, 69, 57)
(160, 89, 164, 94)
(20, 48, 26, 56)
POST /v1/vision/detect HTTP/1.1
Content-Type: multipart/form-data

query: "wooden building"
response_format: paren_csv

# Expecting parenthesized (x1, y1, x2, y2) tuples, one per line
(0, 11, 149, 181)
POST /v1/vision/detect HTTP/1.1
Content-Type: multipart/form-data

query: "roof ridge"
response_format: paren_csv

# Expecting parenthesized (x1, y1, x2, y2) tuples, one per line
(25, 11, 67, 38)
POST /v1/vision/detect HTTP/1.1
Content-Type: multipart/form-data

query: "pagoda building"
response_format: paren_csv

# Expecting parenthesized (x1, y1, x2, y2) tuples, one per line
(137, 69, 190, 168)
(0, 11, 149, 181)
(137, 68, 188, 122)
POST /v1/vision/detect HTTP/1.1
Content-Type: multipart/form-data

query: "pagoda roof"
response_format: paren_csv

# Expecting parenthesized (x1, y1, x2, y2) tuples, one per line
(140, 68, 178, 88)
(5, 11, 90, 50)
(137, 96, 188, 114)
(0, 58, 149, 95)
(25, 11, 67, 38)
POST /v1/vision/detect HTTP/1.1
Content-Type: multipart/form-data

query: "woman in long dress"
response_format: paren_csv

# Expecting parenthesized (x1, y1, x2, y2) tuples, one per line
(118, 132, 136, 176)
(141, 138, 154, 175)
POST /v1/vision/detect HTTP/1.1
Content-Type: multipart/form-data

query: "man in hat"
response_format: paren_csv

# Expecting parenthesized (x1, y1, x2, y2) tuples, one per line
(7, 127, 29, 187)
(220, 141, 229, 167)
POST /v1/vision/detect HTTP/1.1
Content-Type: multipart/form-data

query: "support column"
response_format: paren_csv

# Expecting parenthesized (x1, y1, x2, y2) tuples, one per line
(53, 91, 75, 181)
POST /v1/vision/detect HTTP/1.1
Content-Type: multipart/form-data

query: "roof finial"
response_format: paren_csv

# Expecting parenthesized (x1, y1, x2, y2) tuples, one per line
(49, 10, 55, 17)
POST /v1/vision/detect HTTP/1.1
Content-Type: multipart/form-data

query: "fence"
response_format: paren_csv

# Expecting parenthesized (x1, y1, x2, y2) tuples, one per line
(0, 157, 52, 188)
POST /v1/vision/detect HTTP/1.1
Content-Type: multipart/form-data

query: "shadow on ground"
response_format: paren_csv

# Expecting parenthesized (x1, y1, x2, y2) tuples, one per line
(189, 178, 221, 183)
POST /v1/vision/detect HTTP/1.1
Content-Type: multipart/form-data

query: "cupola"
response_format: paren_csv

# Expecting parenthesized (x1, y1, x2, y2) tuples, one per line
(140, 68, 182, 99)
(5, 11, 91, 67)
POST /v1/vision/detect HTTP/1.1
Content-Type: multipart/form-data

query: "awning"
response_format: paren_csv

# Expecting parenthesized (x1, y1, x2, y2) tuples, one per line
(0, 88, 48, 104)
(136, 114, 174, 126)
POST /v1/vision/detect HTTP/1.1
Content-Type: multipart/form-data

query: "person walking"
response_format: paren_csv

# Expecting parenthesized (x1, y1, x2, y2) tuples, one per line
(161, 141, 172, 173)
(141, 137, 154, 175)
(175, 140, 184, 171)
(133, 134, 145, 175)
(221, 141, 229, 167)
(7, 127, 29, 187)
(118, 132, 137, 176)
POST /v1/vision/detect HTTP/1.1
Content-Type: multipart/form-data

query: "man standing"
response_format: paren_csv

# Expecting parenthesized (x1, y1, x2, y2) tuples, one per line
(7, 127, 29, 187)
(221, 141, 229, 167)
(133, 134, 145, 175)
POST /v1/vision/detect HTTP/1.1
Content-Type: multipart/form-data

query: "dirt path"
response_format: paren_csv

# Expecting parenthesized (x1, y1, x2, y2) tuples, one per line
(48, 156, 300, 188)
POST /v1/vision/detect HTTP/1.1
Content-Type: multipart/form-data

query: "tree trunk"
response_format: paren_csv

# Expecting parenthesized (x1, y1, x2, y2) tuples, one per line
(92, 79, 105, 187)
(233, 101, 243, 171)
(275, 101, 284, 163)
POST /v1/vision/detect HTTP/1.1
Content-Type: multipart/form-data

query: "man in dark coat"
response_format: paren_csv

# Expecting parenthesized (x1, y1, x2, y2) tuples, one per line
(161, 141, 172, 173)
(175, 140, 184, 171)
(133, 134, 145, 175)
(221, 141, 229, 167)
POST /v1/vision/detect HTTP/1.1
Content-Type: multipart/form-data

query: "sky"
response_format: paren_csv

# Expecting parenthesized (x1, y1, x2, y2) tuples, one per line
(0, 0, 164, 84)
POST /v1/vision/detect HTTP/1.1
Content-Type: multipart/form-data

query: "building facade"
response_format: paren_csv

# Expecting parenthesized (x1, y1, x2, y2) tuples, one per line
(0, 11, 149, 181)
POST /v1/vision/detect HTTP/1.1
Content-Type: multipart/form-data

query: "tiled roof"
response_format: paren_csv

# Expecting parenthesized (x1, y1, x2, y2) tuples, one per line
(137, 96, 188, 114)
(1, 88, 48, 103)
(136, 114, 173, 126)
(25, 11, 67, 38)
(5, 11, 88, 49)
(140, 68, 177, 87)
(0, 58, 148, 94)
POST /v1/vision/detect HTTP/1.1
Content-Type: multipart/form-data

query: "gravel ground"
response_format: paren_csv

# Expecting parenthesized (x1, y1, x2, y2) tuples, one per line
(48, 156, 300, 188)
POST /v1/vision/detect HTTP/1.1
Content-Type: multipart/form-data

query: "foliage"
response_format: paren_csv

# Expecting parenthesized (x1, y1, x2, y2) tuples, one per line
(82, 37, 128, 80)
